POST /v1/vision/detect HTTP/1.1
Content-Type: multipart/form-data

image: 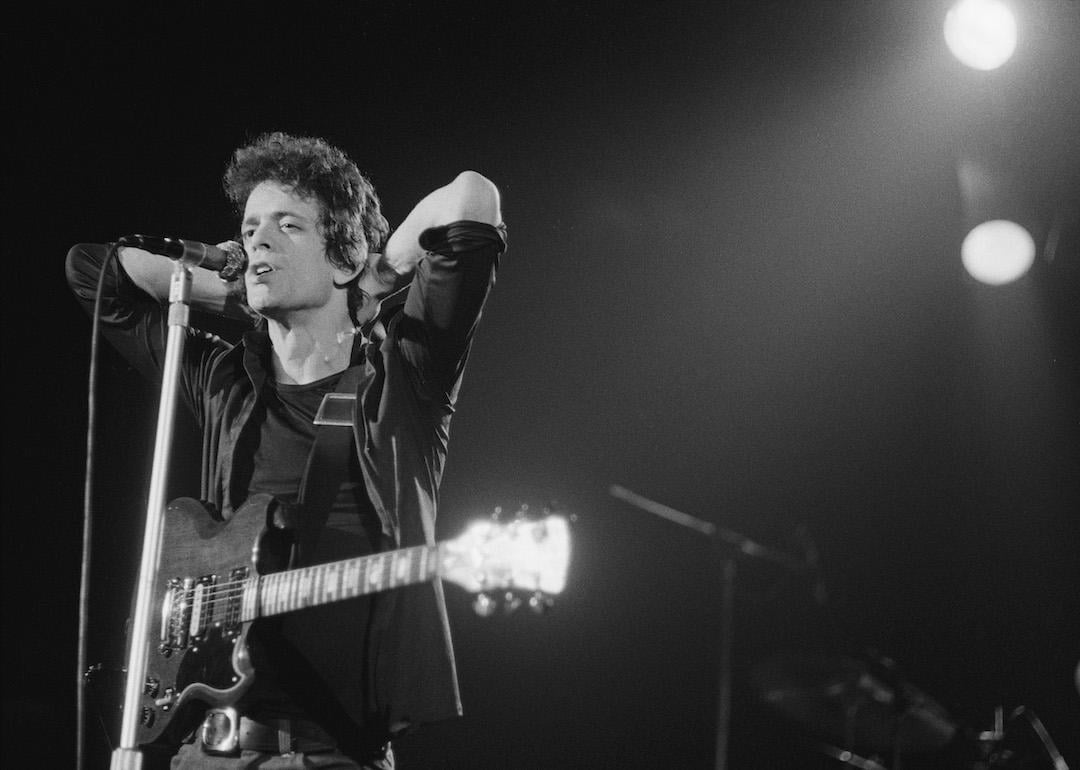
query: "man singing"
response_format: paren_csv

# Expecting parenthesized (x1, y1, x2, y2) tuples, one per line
(67, 131, 505, 768)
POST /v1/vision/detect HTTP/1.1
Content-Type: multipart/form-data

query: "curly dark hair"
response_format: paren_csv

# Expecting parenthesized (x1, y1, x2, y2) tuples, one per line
(222, 131, 390, 324)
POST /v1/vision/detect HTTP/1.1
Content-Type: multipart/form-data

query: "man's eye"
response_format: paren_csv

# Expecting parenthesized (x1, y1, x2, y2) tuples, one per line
(242, 229, 255, 239)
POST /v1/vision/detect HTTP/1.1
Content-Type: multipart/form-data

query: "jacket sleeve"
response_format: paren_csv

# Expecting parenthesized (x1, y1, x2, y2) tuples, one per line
(65, 242, 238, 425)
(390, 221, 506, 407)
(65, 242, 173, 383)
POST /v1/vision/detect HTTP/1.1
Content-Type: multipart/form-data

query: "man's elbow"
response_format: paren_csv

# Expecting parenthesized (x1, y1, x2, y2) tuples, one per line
(66, 242, 104, 300)
(451, 170, 502, 225)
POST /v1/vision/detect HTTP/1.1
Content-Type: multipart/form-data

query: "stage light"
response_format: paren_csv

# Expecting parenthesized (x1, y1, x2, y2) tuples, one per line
(960, 219, 1035, 285)
(956, 157, 1040, 286)
(944, 0, 1018, 71)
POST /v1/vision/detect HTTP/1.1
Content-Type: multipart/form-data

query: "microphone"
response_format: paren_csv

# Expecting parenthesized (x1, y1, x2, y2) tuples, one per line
(118, 234, 245, 277)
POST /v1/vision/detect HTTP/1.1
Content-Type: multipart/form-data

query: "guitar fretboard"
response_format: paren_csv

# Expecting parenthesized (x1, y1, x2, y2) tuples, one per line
(242, 543, 442, 620)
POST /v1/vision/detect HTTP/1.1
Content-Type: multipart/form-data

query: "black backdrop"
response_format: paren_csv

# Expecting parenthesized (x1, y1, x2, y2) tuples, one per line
(5, 2, 1078, 768)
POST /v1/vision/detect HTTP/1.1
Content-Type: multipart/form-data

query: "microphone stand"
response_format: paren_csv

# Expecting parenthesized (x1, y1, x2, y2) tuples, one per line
(111, 260, 196, 770)
(609, 485, 810, 770)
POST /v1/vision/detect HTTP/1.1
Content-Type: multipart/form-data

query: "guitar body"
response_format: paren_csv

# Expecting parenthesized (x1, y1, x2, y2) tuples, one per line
(137, 494, 286, 749)
(116, 495, 570, 752)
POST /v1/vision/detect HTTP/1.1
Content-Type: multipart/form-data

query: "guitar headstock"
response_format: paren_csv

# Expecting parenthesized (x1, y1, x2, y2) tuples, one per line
(441, 505, 571, 613)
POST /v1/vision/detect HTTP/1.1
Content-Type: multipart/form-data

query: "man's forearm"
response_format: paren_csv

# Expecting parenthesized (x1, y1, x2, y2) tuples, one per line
(119, 245, 253, 320)
(375, 171, 502, 286)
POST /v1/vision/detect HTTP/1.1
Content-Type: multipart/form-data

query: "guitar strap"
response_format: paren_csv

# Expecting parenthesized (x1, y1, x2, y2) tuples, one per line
(295, 364, 367, 547)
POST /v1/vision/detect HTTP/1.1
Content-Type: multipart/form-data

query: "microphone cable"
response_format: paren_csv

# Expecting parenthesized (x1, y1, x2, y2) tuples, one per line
(76, 241, 120, 770)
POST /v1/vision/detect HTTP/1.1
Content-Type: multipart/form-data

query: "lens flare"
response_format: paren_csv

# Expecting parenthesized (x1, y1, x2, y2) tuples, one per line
(944, 0, 1018, 71)
(961, 219, 1035, 285)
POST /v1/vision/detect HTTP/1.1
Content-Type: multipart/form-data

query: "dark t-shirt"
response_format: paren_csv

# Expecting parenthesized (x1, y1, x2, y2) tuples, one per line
(240, 370, 390, 737)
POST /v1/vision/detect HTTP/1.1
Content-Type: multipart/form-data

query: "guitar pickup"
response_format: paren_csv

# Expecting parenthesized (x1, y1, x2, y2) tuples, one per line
(188, 575, 219, 638)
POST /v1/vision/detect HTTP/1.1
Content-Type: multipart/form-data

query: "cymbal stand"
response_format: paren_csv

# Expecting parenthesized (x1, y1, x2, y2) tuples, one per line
(609, 485, 811, 770)
(110, 260, 196, 770)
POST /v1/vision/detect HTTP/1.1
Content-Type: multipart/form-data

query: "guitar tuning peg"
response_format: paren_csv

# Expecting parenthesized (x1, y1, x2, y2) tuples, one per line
(473, 592, 498, 617)
(491, 506, 503, 521)
(502, 591, 523, 615)
(515, 504, 529, 520)
(528, 592, 554, 615)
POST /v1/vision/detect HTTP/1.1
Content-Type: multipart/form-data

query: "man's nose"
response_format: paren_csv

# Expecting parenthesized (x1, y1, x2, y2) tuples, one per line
(249, 220, 276, 251)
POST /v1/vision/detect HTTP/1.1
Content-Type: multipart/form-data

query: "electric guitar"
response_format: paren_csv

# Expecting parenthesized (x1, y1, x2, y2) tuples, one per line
(129, 493, 571, 748)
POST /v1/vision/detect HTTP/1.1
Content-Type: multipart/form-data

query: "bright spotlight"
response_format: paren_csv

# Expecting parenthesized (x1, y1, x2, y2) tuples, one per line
(944, 0, 1018, 71)
(961, 219, 1035, 285)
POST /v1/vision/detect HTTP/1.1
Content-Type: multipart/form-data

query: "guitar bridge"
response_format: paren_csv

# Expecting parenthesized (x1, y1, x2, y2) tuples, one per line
(159, 577, 194, 654)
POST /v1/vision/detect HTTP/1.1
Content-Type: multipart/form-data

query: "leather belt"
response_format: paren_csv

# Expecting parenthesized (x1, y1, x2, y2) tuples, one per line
(200, 707, 337, 755)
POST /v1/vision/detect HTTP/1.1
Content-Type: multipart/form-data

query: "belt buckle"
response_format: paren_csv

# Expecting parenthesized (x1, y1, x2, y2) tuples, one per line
(200, 707, 240, 755)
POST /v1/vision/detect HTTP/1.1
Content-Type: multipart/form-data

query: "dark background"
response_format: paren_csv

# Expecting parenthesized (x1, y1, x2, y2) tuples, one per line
(4, 1, 1078, 768)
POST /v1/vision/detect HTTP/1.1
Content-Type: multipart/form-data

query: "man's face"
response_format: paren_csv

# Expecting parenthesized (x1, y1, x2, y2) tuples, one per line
(241, 181, 349, 321)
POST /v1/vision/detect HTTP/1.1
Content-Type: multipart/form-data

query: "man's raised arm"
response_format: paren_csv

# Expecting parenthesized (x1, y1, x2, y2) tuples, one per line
(361, 170, 502, 298)
(117, 243, 251, 320)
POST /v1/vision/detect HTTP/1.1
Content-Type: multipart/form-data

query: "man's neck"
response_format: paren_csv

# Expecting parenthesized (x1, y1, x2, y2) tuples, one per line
(265, 315, 357, 385)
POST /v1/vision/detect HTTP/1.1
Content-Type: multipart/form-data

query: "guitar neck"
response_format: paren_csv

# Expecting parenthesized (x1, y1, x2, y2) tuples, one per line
(243, 543, 441, 621)
(178, 509, 567, 636)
